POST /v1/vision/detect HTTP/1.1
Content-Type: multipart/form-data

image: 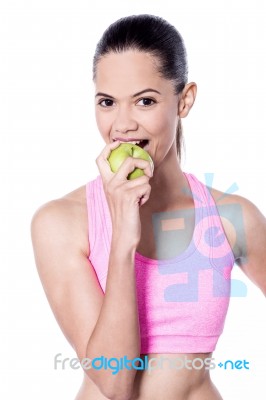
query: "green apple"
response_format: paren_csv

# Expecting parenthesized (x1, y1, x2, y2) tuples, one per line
(108, 143, 154, 180)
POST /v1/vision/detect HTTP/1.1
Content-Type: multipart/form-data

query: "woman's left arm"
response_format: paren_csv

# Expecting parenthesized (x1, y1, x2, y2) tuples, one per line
(236, 196, 266, 296)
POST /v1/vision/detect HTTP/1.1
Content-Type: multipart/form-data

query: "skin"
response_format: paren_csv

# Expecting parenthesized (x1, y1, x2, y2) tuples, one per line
(31, 50, 266, 400)
(94, 50, 192, 211)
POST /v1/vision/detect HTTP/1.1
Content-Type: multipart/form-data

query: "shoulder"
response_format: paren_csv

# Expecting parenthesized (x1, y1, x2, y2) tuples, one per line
(209, 186, 266, 295)
(210, 186, 265, 226)
(209, 186, 266, 262)
(31, 184, 89, 257)
(30, 185, 106, 362)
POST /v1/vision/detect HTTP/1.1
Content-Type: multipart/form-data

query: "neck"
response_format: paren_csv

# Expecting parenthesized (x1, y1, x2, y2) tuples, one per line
(142, 144, 190, 213)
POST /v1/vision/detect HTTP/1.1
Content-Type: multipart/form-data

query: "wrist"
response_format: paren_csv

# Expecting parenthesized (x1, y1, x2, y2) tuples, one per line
(110, 236, 137, 260)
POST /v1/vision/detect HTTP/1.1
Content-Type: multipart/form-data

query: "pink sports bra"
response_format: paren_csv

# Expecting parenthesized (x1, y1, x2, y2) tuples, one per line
(86, 172, 235, 354)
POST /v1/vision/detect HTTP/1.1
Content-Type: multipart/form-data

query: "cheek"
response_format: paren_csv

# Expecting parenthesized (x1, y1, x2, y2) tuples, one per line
(149, 109, 176, 139)
(95, 110, 111, 136)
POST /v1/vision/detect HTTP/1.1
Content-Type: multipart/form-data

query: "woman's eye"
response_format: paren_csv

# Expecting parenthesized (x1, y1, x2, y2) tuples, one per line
(99, 99, 114, 107)
(98, 98, 155, 107)
(137, 98, 155, 106)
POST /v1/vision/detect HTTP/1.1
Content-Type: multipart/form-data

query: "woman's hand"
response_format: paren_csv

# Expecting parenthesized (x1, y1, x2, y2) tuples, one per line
(95, 141, 153, 248)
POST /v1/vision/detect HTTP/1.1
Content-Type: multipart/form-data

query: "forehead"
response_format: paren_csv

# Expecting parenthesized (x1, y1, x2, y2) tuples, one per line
(95, 50, 173, 95)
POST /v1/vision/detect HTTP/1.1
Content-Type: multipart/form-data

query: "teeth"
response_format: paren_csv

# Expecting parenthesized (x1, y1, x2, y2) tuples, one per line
(113, 139, 144, 145)
(128, 141, 140, 145)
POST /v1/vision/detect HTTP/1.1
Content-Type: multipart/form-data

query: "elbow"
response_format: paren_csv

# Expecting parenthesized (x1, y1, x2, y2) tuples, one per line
(103, 388, 133, 400)
(99, 381, 134, 400)
(98, 383, 133, 400)
(84, 370, 134, 400)
(83, 345, 136, 400)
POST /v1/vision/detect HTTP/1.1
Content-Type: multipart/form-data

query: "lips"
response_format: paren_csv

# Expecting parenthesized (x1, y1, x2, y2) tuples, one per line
(113, 138, 149, 149)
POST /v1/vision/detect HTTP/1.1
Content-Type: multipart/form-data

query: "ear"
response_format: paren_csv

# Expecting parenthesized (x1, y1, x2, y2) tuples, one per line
(178, 82, 197, 118)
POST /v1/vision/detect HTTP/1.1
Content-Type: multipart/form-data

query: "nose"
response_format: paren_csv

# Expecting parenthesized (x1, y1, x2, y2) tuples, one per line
(113, 105, 138, 134)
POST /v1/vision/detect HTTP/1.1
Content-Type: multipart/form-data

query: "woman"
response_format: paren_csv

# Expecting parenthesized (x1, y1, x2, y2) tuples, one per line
(31, 14, 266, 400)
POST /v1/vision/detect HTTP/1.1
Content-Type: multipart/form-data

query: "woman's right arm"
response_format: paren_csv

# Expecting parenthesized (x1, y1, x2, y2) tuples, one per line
(85, 141, 153, 399)
(85, 236, 140, 399)
(31, 143, 153, 400)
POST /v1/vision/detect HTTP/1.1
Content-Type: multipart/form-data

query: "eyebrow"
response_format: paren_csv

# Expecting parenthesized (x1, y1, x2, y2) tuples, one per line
(95, 88, 161, 99)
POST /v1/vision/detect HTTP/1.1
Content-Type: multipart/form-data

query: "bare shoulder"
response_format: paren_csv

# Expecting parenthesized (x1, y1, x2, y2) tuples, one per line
(209, 186, 266, 294)
(209, 185, 265, 219)
(208, 186, 266, 263)
(31, 184, 89, 257)
(30, 184, 105, 360)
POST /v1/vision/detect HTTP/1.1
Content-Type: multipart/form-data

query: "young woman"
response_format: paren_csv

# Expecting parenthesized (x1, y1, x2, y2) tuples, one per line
(31, 14, 266, 400)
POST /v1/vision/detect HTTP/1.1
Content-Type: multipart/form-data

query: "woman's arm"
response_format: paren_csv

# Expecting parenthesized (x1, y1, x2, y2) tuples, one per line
(209, 186, 266, 296)
(85, 141, 153, 399)
(86, 235, 140, 400)
(235, 195, 266, 296)
(31, 199, 139, 400)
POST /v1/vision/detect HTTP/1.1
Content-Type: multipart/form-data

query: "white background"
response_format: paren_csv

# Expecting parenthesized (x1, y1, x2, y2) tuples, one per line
(2, 0, 266, 399)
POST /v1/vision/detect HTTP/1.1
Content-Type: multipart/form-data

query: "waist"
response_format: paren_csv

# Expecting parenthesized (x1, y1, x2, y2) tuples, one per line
(131, 352, 220, 400)
(78, 352, 221, 400)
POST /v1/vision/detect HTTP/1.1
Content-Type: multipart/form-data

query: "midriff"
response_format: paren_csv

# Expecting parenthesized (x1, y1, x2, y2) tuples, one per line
(75, 352, 223, 400)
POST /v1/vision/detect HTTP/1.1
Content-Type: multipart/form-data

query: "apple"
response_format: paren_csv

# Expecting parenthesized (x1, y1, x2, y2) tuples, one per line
(108, 143, 154, 180)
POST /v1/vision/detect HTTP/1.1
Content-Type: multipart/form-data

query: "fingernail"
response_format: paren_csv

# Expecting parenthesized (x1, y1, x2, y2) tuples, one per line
(150, 161, 154, 175)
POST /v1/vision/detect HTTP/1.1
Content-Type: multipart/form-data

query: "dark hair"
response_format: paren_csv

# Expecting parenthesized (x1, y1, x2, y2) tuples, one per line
(93, 14, 188, 161)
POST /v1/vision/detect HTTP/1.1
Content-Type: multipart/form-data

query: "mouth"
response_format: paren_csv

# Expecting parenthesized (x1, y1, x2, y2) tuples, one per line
(113, 138, 149, 150)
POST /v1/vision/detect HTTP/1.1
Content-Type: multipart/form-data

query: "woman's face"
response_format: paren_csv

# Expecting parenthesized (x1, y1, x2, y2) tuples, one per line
(94, 50, 181, 167)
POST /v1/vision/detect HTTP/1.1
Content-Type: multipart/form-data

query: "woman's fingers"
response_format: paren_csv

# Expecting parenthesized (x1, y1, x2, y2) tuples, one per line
(96, 140, 153, 182)
(95, 142, 154, 245)
(128, 178, 152, 206)
(114, 156, 153, 181)
(95, 140, 121, 180)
